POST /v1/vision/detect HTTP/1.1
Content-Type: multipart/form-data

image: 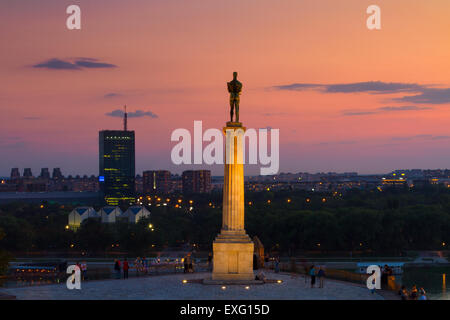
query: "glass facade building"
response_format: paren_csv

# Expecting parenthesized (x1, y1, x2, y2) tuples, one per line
(99, 130, 136, 205)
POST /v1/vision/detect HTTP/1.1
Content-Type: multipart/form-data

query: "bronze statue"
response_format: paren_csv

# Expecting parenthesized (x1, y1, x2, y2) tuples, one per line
(227, 72, 242, 122)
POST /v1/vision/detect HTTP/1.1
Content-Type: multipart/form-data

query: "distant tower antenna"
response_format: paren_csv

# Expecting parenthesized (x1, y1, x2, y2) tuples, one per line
(124, 105, 128, 131)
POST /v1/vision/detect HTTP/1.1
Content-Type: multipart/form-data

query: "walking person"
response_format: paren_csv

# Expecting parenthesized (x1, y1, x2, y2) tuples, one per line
(274, 257, 280, 273)
(207, 252, 213, 271)
(400, 285, 409, 300)
(189, 255, 194, 273)
(309, 265, 316, 288)
(410, 284, 418, 300)
(134, 257, 141, 276)
(381, 265, 389, 289)
(317, 266, 325, 288)
(123, 258, 129, 279)
(183, 253, 190, 273)
(114, 259, 121, 279)
(142, 256, 148, 275)
(80, 261, 87, 280)
(418, 288, 427, 300)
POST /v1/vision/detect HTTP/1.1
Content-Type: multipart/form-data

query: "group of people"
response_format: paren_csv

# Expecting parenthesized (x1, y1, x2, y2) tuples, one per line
(134, 257, 150, 275)
(400, 285, 427, 300)
(308, 265, 326, 288)
(113, 258, 129, 279)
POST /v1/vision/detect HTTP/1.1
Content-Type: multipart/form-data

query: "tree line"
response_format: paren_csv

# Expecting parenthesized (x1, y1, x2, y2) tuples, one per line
(0, 186, 449, 265)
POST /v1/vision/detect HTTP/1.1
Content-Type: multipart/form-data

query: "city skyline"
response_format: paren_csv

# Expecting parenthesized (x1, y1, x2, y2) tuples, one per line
(2, 0, 450, 176)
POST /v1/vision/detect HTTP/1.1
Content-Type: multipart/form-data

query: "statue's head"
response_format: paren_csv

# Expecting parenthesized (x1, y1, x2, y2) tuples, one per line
(233, 71, 238, 79)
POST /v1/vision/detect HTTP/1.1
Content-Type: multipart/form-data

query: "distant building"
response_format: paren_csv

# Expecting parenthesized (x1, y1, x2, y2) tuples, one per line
(40, 168, 50, 179)
(143, 170, 171, 194)
(99, 206, 123, 223)
(182, 170, 211, 194)
(381, 176, 407, 188)
(20, 181, 47, 192)
(52, 168, 63, 180)
(23, 168, 33, 178)
(71, 175, 99, 192)
(121, 206, 150, 223)
(99, 108, 136, 205)
(0, 181, 17, 192)
(135, 174, 143, 194)
(68, 207, 99, 230)
(10, 168, 20, 180)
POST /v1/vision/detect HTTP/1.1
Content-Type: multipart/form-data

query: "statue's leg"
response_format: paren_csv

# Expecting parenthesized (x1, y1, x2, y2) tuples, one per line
(235, 103, 239, 122)
(230, 100, 234, 122)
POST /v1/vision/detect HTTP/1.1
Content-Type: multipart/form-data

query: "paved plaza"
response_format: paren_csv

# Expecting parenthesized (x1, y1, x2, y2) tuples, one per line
(1, 271, 384, 300)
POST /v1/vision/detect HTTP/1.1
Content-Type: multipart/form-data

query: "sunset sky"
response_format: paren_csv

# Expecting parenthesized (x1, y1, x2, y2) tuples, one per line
(1, 0, 450, 176)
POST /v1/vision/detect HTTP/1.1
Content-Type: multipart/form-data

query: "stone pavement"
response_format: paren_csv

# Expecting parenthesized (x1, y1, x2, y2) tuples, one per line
(0, 271, 384, 300)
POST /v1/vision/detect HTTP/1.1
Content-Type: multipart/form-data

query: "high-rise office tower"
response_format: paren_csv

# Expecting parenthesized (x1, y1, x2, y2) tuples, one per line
(182, 170, 212, 194)
(52, 168, 63, 180)
(40, 168, 50, 179)
(10, 168, 20, 179)
(23, 168, 33, 178)
(99, 106, 136, 205)
(143, 170, 171, 194)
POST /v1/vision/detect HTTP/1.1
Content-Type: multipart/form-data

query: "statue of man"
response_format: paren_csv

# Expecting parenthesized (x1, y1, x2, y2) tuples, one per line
(227, 72, 242, 122)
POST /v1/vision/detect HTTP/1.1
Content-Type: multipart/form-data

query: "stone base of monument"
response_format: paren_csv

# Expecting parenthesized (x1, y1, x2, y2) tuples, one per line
(211, 231, 255, 281)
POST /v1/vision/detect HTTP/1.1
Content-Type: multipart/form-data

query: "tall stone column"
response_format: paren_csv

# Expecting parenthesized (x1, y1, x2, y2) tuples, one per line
(212, 121, 254, 281)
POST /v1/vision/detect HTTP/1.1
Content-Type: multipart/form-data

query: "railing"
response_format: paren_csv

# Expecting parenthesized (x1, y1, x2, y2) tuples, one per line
(274, 261, 401, 293)
(276, 262, 369, 285)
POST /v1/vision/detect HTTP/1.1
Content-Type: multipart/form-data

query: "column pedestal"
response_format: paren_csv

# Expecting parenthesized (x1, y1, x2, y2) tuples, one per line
(212, 233, 254, 281)
(211, 122, 254, 281)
